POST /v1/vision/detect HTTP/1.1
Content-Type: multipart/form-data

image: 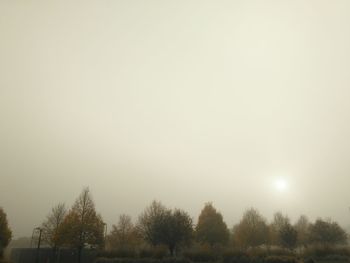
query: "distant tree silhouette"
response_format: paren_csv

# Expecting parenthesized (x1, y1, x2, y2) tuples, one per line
(195, 203, 229, 246)
(269, 212, 290, 246)
(138, 201, 193, 256)
(0, 207, 12, 259)
(294, 215, 310, 248)
(41, 203, 66, 250)
(279, 221, 298, 251)
(308, 218, 347, 247)
(159, 208, 193, 256)
(107, 214, 140, 251)
(138, 201, 168, 246)
(233, 208, 269, 249)
(58, 188, 105, 263)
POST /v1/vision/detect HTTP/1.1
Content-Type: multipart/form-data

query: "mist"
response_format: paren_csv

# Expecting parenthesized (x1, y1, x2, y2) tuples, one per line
(1, 0, 350, 238)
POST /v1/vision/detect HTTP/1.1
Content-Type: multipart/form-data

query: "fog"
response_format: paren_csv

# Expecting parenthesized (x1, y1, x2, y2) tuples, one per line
(1, 0, 350, 238)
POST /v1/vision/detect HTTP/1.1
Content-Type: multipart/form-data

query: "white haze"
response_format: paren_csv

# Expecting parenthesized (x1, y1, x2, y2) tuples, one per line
(1, 0, 350, 237)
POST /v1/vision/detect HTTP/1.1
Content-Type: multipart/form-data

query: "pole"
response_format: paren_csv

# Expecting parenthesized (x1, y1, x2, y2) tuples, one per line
(30, 228, 36, 248)
(35, 227, 43, 263)
(103, 223, 107, 250)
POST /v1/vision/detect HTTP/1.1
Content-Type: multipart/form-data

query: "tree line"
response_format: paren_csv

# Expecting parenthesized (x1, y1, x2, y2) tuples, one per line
(0, 188, 348, 262)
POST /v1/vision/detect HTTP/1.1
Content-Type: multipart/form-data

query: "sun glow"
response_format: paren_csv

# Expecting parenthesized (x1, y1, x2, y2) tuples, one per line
(275, 178, 288, 192)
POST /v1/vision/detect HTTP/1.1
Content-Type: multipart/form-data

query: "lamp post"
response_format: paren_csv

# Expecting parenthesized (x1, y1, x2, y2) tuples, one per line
(34, 227, 43, 263)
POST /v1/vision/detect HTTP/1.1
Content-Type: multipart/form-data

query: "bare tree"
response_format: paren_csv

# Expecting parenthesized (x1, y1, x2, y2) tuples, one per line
(108, 214, 140, 250)
(294, 215, 310, 249)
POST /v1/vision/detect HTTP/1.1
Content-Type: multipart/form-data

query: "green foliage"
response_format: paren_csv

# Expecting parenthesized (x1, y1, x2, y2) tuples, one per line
(0, 208, 12, 259)
(195, 203, 229, 246)
(308, 219, 347, 247)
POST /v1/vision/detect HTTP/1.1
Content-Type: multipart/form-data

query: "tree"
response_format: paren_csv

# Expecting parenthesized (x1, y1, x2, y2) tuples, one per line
(269, 212, 290, 247)
(58, 188, 105, 263)
(195, 203, 229, 246)
(41, 203, 66, 250)
(138, 201, 193, 256)
(233, 208, 269, 249)
(107, 214, 140, 251)
(0, 208, 12, 258)
(156, 209, 193, 255)
(138, 200, 168, 246)
(279, 222, 298, 251)
(294, 215, 310, 248)
(308, 218, 347, 247)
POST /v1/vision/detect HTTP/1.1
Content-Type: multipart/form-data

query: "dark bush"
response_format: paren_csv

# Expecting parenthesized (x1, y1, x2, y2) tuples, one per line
(139, 248, 154, 258)
(303, 246, 350, 259)
(97, 249, 137, 259)
(222, 249, 249, 263)
(183, 246, 218, 262)
(266, 248, 294, 257)
(303, 258, 315, 263)
(139, 246, 168, 259)
(94, 258, 191, 263)
(265, 256, 297, 263)
(248, 247, 273, 259)
(322, 255, 350, 262)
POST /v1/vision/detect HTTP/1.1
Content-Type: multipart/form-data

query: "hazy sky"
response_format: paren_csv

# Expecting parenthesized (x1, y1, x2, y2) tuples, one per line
(1, 0, 350, 238)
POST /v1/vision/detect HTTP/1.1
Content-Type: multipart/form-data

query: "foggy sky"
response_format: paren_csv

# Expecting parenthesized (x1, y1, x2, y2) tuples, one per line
(1, 0, 350, 238)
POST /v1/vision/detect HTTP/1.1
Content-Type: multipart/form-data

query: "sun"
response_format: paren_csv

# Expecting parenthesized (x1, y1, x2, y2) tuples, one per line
(274, 178, 288, 192)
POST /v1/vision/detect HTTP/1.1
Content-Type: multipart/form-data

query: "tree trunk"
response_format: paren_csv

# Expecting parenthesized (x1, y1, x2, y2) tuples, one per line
(169, 245, 175, 257)
(77, 246, 82, 263)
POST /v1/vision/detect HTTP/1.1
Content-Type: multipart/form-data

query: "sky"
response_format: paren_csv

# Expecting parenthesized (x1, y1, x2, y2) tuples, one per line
(1, 0, 350, 238)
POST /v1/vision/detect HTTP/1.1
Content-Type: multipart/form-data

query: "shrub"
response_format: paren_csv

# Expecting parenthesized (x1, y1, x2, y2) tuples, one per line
(303, 258, 315, 263)
(94, 259, 191, 263)
(322, 255, 350, 262)
(139, 246, 168, 259)
(265, 256, 297, 263)
(248, 248, 270, 258)
(222, 249, 249, 263)
(303, 246, 350, 259)
(97, 249, 137, 259)
(266, 248, 294, 257)
(183, 245, 218, 262)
